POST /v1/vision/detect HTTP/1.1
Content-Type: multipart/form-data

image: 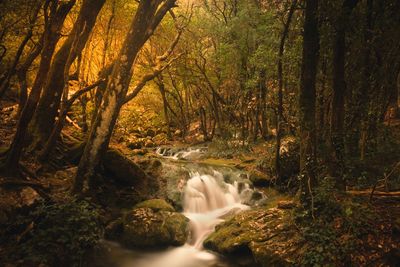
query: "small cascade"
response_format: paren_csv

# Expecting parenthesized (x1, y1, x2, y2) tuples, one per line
(156, 147, 207, 160)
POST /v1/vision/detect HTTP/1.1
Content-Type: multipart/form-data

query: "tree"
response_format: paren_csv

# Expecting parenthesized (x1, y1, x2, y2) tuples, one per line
(73, 0, 177, 193)
(299, 0, 319, 208)
(0, 0, 42, 99)
(0, 0, 75, 175)
(329, 0, 358, 189)
(275, 0, 297, 181)
(31, 0, 106, 146)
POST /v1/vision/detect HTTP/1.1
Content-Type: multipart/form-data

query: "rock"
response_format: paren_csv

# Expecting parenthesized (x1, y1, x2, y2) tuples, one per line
(158, 163, 190, 210)
(127, 140, 144, 149)
(146, 129, 156, 137)
(249, 169, 272, 187)
(251, 191, 263, 201)
(134, 199, 175, 212)
(131, 149, 148, 155)
(105, 219, 124, 241)
(136, 158, 162, 178)
(144, 139, 155, 148)
(153, 133, 168, 145)
(174, 129, 182, 136)
(120, 208, 189, 248)
(237, 182, 248, 193)
(103, 149, 150, 186)
(203, 208, 302, 266)
(277, 200, 296, 210)
(239, 173, 248, 179)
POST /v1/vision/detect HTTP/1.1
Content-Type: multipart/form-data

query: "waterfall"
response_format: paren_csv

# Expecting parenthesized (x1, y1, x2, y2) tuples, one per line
(183, 171, 249, 249)
(104, 160, 257, 267)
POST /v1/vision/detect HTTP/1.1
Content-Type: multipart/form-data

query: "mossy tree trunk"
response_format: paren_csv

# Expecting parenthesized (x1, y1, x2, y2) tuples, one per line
(73, 0, 177, 193)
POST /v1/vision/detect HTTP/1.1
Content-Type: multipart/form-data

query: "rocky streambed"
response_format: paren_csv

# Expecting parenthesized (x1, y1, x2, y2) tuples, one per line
(97, 146, 301, 267)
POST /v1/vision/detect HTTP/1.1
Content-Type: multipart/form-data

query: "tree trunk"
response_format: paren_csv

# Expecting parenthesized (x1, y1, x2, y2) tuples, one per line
(299, 0, 319, 208)
(0, 0, 75, 174)
(276, 0, 297, 181)
(157, 76, 172, 139)
(260, 69, 268, 140)
(330, 0, 358, 189)
(16, 36, 43, 117)
(253, 89, 260, 142)
(359, 0, 373, 161)
(73, 0, 177, 193)
(32, 0, 106, 146)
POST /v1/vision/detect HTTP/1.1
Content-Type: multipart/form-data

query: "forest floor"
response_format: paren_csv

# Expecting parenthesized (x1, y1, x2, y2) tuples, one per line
(1, 99, 400, 266)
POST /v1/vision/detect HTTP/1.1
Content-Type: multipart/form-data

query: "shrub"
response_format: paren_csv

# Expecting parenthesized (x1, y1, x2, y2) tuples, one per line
(19, 199, 103, 266)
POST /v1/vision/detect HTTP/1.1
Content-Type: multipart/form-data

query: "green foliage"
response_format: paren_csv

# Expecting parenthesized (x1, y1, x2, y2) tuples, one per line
(297, 178, 378, 266)
(18, 199, 103, 266)
(301, 224, 350, 267)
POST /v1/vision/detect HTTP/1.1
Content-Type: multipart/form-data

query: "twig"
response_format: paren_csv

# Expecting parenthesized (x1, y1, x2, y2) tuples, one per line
(370, 162, 400, 201)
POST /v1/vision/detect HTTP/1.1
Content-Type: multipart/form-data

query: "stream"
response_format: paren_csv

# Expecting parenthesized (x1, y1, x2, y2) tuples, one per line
(102, 147, 263, 267)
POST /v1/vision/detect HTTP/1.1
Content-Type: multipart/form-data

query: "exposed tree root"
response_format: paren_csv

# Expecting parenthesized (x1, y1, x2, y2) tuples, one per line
(0, 179, 50, 200)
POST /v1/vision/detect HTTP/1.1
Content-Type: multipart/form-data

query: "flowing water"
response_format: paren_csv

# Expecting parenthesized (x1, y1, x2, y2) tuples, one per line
(102, 147, 261, 267)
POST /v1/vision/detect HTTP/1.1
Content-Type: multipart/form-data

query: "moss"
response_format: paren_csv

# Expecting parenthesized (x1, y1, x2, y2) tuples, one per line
(120, 208, 189, 248)
(134, 199, 175, 212)
(204, 208, 301, 266)
(199, 158, 240, 168)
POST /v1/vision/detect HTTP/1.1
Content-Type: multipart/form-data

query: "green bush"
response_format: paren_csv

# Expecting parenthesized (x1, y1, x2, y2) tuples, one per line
(19, 199, 103, 266)
(298, 178, 378, 266)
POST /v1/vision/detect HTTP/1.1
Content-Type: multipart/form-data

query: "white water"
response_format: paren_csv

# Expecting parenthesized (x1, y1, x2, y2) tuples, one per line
(113, 170, 251, 267)
(183, 171, 250, 249)
(156, 147, 207, 160)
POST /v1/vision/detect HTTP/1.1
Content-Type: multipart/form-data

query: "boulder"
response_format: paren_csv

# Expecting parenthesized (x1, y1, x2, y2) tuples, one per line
(203, 208, 302, 266)
(102, 149, 158, 193)
(119, 207, 190, 248)
(249, 169, 272, 187)
(134, 199, 175, 212)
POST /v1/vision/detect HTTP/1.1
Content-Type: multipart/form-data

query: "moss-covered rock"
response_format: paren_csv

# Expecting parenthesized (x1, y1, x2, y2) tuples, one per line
(120, 207, 189, 248)
(249, 169, 272, 187)
(203, 208, 302, 266)
(134, 199, 175, 212)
